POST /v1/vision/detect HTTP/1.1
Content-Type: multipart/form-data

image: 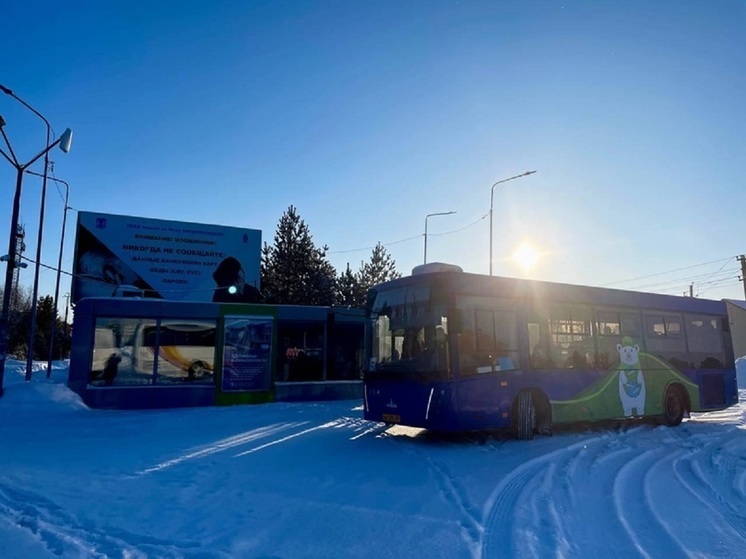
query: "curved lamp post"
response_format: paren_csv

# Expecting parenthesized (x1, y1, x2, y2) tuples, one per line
(0, 84, 55, 381)
(424, 211, 456, 264)
(489, 170, 536, 276)
(0, 113, 72, 393)
(26, 170, 70, 377)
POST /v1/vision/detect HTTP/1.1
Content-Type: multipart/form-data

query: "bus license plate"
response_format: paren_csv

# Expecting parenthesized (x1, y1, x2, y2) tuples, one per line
(382, 413, 400, 424)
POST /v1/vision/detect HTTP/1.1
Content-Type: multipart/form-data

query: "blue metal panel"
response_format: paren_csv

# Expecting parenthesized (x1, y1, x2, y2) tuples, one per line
(84, 386, 215, 409)
(331, 307, 366, 323)
(364, 379, 456, 431)
(275, 381, 363, 402)
(68, 300, 95, 397)
(277, 305, 328, 321)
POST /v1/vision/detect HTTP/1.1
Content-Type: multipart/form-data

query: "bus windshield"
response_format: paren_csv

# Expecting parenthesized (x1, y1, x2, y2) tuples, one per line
(369, 285, 449, 378)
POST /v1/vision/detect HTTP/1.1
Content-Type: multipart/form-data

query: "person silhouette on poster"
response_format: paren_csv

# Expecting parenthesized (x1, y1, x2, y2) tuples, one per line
(79, 250, 126, 284)
(212, 256, 260, 303)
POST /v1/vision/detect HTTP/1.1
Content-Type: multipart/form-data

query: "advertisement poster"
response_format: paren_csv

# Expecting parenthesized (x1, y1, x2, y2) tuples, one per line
(221, 315, 274, 392)
(72, 212, 261, 304)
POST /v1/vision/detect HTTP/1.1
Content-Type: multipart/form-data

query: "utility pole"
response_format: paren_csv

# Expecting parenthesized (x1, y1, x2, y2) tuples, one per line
(739, 255, 746, 300)
(690, 283, 694, 297)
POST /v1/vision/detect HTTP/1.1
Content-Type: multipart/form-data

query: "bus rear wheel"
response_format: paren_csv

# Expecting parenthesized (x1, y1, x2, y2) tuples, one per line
(515, 391, 536, 440)
(661, 385, 686, 427)
(188, 361, 205, 380)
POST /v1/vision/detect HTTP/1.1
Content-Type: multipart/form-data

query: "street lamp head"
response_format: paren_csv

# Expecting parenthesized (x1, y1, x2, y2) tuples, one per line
(426, 210, 457, 219)
(488, 170, 537, 276)
(59, 128, 73, 153)
(423, 210, 457, 264)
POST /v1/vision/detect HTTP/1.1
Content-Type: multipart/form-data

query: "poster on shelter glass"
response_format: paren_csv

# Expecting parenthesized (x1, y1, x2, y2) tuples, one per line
(221, 316, 273, 392)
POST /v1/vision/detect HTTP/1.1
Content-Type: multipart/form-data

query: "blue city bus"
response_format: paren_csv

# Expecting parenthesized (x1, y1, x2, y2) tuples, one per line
(362, 263, 739, 439)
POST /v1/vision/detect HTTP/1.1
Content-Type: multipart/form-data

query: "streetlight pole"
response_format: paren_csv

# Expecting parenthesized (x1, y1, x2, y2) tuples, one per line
(0, 114, 73, 394)
(424, 211, 456, 264)
(26, 170, 70, 376)
(489, 170, 536, 276)
(1, 85, 57, 381)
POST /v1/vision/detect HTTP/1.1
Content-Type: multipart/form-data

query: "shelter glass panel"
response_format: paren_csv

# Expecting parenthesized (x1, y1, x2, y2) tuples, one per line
(155, 319, 217, 385)
(90, 317, 155, 386)
(279, 321, 325, 381)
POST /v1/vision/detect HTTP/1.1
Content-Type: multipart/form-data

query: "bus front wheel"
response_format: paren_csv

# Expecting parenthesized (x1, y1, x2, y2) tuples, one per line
(661, 385, 686, 427)
(515, 391, 535, 441)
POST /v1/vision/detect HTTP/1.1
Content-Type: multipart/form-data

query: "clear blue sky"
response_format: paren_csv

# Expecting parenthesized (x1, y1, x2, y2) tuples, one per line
(1, 0, 745, 310)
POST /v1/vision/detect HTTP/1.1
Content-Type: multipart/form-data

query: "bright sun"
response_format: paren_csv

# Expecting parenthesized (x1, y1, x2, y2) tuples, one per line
(513, 244, 539, 270)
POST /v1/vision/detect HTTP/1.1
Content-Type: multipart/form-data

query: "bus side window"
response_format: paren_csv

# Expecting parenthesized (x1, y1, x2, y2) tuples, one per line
(596, 334, 620, 369)
(528, 321, 555, 369)
(457, 327, 479, 375)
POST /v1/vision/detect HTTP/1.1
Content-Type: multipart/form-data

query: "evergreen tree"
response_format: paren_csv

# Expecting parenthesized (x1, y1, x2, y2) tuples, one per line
(261, 205, 338, 306)
(356, 242, 402, 299)
(33, 295, 58, 360)
(0, 287, 68, 359)
(336, 263, 362, 307)
(4, 284, 32, 358)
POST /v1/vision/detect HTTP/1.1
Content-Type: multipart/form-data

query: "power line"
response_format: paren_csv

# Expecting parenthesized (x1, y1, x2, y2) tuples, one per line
(620, 268, 739, 292)
(430, 212, 489, 236)
(327, 211, 488, 255)
(601, 256, 735, 287)
(327, 234, 423, 255)
(696, 276, 741, 297)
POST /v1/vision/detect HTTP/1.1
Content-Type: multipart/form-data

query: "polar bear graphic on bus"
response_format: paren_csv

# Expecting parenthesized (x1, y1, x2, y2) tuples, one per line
(617, 337, 646, 416)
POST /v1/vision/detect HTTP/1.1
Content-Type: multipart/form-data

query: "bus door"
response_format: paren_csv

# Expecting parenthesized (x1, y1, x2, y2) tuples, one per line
(451, 306, 521, 429)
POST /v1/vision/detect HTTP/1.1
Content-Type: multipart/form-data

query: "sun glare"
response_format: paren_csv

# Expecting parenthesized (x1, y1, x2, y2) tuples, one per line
(513, 244, 539, 270)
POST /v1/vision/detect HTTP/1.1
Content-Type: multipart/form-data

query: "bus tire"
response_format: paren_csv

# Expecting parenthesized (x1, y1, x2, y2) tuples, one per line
(661, 385, 686, 427)
(188, 361, 205, 380)
(515, 391, 535, 441)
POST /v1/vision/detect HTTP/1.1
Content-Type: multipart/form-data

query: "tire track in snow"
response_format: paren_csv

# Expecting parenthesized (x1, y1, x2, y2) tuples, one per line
(652, 449, 744, 556)
(668, 432, 746, 545)
(481, 458, 544, 558)
(559, 429, 655, 559)
(497, 432, 649, 559)
(525, 460, 571, 558)
(413, 450, 484, 558)
(480, 438, 599, 559)
(613, 445, 689, 559)
(0, 481, 214, 558)
(700, 433, 746, 517)
(392, 435, 489, 558)
(526, 433, 621, 558)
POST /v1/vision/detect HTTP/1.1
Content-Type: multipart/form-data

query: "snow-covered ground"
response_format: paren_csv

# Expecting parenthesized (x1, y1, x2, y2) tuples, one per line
(1, 360, 745, 559)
